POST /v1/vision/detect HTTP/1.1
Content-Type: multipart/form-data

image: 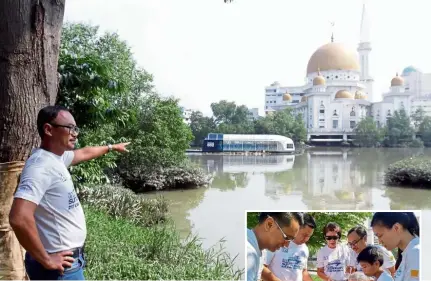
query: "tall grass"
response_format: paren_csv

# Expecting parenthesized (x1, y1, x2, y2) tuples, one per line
(83, 205, 243, 280)
(77, 184, 168, 226)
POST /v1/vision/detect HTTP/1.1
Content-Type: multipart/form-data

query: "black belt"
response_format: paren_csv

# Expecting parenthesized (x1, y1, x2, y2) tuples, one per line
(69, 247, 84, 259)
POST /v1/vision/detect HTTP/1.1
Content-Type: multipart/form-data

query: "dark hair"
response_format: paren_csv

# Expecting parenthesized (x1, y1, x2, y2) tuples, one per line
(37, 105, 70, 139)
(371, 212, 419, 270)
(371, 212, 419, 237)
(348, 226, 367, 238)
(356, 245, 384, 267)
(302, 213, 316, 229)
(258, 212, 305, 228)
(323, 222, 341, 238)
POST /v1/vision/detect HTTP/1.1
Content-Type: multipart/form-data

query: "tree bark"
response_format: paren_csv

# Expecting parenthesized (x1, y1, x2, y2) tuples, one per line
(0, 1, 65, 279)
(0, 0, 66, 163)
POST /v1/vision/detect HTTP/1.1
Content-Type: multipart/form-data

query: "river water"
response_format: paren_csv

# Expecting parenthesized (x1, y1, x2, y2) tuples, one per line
(145, 147, 431, 277)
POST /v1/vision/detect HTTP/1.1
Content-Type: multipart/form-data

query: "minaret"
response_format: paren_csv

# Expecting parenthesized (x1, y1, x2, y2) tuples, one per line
(357, 0, 374, 102)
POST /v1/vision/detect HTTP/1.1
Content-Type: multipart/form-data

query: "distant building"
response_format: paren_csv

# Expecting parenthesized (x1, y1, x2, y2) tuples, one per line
(247, 108, 261, 121)
(179, 106, 193, 124)
(263, 1, 431, 144)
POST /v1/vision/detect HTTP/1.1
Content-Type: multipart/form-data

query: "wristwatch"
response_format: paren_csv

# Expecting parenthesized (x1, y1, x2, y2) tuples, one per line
(108, 144, 113, 152)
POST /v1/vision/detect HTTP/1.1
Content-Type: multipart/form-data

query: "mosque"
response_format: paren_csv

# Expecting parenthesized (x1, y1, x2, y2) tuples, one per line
(264, 2, 431, 143)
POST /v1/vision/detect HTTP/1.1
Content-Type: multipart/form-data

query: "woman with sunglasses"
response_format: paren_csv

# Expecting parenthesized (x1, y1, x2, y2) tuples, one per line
(370, 212, 419, 281)
(317, 222, 351, 281)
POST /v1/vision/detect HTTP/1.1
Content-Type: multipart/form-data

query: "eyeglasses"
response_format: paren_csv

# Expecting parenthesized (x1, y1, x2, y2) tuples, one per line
(325, 235, 339, 241)
(347, 236, 365, 247)
(268, 215, 295, 241)
(49, 123, 80, 135)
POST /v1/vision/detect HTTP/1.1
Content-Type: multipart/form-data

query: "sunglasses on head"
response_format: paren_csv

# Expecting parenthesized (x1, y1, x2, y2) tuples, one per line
(325, 235, 339, 240)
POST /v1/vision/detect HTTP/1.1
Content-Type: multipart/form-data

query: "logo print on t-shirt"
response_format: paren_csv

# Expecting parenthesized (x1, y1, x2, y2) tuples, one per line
(281, 256, 304, 270)
(68, 190, 80, 210)
(326, 259, 344, 273)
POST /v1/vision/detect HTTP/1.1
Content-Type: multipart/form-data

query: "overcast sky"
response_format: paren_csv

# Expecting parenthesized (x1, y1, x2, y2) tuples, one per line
(64, 0, 431, 116)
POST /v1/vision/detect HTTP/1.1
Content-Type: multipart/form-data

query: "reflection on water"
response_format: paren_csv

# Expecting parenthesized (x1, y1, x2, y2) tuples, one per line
(145, 148, 431, 274)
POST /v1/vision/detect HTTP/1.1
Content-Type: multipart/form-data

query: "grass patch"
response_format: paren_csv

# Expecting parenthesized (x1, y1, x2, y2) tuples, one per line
(83, 205, 243, 280)
(384, 156, 431, 187)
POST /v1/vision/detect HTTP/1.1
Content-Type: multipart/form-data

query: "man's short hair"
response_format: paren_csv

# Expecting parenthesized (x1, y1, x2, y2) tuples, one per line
(302, 213, 316, 229)
(258, 212, 305, 228)
(37, 105, 70, 139)
(323, 222, 341, 238)
(348, 226, 367, 238)
(356, 245, 384, 266)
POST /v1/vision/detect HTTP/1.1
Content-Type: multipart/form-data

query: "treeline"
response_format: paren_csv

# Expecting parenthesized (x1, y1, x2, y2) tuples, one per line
(354, 107, 431, 147)
(189, 101, 307, 146)
(58, 23, 207, 191)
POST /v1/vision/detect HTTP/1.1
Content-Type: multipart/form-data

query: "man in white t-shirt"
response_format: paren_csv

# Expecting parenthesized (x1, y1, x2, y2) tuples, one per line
(247, 212, 305, 281)
(261, 213, 316, 281)
(347, 226, 396, 277)
(9, 105, 130, 280)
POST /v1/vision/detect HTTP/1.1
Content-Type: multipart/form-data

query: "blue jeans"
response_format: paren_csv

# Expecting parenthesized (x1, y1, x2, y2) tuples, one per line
(25, 251, 86, 280)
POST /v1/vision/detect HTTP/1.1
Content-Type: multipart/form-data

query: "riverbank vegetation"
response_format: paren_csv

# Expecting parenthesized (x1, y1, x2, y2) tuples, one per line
(59, 22, 241, 280)
(58, 23, 209, 190)
(84, 205, 242, 280)
(353, 108, 431, 148)
(384, 156, 431, 187)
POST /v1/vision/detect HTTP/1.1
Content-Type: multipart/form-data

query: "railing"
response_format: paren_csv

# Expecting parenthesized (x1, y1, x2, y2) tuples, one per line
(308, 128, 354, 133)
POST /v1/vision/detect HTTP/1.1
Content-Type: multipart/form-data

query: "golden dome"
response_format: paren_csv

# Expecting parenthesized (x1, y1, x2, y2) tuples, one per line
(313, 69, 326, 86)
(391, 73, 404, 87)
(335, 90, 354, 99)
(355, 91, 367, 100)
(301, 96, 308, 102)
(283, 93, 292, 101)
(306, 42, 360, 75)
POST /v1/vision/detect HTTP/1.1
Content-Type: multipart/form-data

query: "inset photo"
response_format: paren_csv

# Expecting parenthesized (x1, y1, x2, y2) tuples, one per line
(246, 211, 420, 281)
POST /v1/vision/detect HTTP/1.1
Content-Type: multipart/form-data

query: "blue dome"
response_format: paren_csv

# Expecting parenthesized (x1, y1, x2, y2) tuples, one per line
(402, 66, 418, 76)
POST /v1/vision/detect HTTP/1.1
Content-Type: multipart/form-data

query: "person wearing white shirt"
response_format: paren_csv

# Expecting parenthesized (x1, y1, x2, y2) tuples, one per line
(261, 213, 316, 281)
(316, 222, 351, 281)
(247, 212, 304, 281)
(371, 212, 420, 281)
(356, 245, 394, 281)
(347, 226, 396, 277)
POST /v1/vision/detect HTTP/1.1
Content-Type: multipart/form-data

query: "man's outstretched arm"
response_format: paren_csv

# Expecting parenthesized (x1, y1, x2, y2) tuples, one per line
(71, 142, 130, 166)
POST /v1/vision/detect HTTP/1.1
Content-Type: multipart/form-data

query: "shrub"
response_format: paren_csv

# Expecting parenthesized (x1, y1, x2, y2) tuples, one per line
(384, 156, 431, 187)
(78, 184, 168, 226)
(83, 206, 243, 280)
(118, 160, 212, 192)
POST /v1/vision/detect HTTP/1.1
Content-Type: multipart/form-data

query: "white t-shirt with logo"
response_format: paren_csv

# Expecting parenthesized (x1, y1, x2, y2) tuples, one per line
(263, 241, 309, 281)
(14, 148, 86, 253)
(247, 228, 262, 281)
(377, 270, 394, 281)
(317, 244, 350, 281)
(349, 245, 396, 274)
(394, 237, 419, 281)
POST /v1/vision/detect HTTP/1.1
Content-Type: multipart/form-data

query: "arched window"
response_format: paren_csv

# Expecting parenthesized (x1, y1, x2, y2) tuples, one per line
(333, 110, 338, 116)
(350, 107, 356, 117)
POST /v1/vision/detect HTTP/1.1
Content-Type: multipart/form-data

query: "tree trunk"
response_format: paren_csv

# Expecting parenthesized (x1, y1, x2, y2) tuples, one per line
(0, 1, 66, 279)
(0, 0, 66, 162)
